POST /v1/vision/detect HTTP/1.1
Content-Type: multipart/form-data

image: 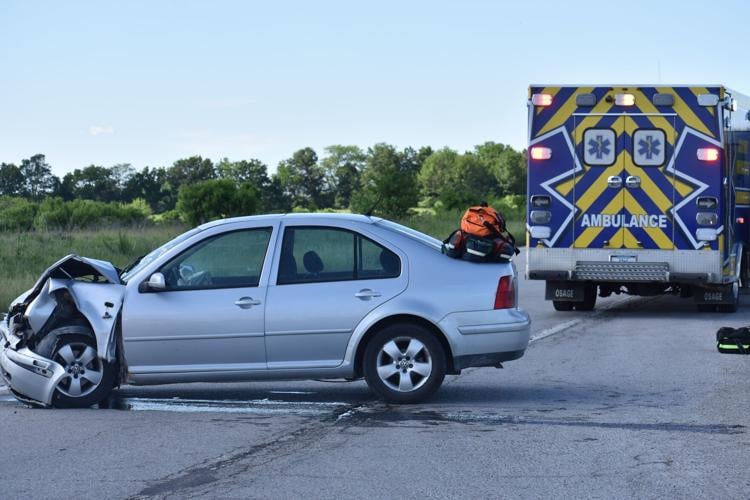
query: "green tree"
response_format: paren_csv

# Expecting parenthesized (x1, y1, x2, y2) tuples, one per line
(19, 154, 59, 199)
(177, 179, 260, 226)
(419, 148, 497, 208)
(418, 147, 459, 200)
(0, 163, 24, 196)
(262, 175, 292, 213)
(164, 156, 216, 209)
(474, 142, 526, 196)
(350, 143, 419, 218)
(320, 145, 365, 208)
(123, 166, 168, 211)
(217, 158, 270, 187)
(276, 147, 325, 209)
(60, 165, 120, 201)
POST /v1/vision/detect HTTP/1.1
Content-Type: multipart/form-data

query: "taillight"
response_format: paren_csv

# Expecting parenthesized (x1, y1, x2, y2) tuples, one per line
(697, 148, 720, 161)
(531, 93, 553, 106)
(530, 146, 552, 160)
(494, 276, 515, 309)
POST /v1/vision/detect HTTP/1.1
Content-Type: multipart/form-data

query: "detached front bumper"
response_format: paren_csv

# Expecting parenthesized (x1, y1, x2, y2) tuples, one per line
(0, 322, 65, 407)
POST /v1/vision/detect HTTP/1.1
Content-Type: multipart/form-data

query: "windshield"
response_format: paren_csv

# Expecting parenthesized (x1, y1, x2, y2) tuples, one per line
(120, 227, 203, 283)
(375, 220, 442, 251)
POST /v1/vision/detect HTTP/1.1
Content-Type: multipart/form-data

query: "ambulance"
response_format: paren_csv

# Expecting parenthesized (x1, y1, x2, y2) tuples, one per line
(525, 85, 750, 312)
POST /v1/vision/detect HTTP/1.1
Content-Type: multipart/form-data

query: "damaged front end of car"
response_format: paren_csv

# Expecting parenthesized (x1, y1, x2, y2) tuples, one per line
(0, 255, 125, 407)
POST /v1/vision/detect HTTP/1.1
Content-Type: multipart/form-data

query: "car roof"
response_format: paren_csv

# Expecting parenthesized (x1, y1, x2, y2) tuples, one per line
(198, 212, 383, 230)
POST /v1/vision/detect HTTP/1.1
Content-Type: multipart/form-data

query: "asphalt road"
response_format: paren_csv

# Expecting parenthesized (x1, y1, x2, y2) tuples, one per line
(1, 252, 749, 499)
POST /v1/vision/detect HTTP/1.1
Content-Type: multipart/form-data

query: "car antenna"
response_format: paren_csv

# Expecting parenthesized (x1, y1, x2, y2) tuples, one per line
(364, 195, 383, 217)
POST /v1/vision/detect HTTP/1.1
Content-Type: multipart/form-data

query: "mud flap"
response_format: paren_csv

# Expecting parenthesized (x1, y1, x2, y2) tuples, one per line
(693, 284, 737, 305)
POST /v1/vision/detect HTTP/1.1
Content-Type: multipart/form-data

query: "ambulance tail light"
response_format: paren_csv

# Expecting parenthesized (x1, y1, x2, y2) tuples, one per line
(531, 93, 553, 107)
(530, 147, 552, 160)
(697, 148, 720, 162)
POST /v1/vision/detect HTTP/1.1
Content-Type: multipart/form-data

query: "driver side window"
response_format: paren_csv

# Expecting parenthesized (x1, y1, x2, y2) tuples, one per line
(160, 228, 272, 291)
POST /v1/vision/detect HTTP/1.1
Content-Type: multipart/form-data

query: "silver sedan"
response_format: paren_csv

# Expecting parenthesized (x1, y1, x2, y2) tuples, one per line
(0, 214, 530, 407)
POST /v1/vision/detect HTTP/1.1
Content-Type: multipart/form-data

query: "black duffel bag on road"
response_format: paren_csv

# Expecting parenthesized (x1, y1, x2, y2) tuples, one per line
(716, 326, 750, 354)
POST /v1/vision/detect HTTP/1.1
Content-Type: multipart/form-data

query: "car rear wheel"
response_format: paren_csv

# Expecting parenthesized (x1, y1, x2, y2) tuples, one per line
(363, 323, 446, 404)
(36, 328, 115, 408)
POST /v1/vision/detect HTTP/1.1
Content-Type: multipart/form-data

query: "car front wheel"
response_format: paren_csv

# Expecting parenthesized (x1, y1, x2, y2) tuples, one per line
(36, 328, 116, 408)
(363, 323, 446, 404)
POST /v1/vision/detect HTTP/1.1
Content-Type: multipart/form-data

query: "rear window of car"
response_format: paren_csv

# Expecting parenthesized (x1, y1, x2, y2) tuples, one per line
(375, 220, 442, 251)
(277, 226, 401, 285)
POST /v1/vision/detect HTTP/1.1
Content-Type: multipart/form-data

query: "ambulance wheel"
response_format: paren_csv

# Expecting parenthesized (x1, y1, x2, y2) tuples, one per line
(574, 283, 597, 311)
(552, 301, 574, 311)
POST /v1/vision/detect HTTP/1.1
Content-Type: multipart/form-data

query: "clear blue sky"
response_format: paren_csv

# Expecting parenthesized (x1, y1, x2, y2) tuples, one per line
(2, 0, 749, 176)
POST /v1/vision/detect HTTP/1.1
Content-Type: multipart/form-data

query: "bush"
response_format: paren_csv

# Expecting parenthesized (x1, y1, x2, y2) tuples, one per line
(32, 197, 150, 230)
(0, 197, 38, 231)
(177, 179, 260, 226)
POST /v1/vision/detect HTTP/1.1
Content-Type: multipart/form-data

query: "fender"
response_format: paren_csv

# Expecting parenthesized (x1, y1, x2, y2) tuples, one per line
(341, 294, 454, 368)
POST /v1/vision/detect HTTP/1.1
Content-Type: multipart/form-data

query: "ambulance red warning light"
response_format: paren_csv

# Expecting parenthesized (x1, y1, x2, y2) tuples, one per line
(530, 146, 552, 160)
(697, 148, 720, 161)
(531, 93, 552, 106)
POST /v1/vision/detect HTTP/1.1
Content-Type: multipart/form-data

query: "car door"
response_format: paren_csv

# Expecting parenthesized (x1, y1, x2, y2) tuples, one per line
(264, 224, 407, 369)
(122, 226, 273, 375)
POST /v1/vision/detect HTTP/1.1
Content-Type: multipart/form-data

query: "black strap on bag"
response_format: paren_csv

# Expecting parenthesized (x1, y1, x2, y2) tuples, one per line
(481, 219, 520, 255)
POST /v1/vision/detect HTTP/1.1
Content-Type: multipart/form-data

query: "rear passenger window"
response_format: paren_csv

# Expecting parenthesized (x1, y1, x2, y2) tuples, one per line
(358, 236, 400, 279)
(583, 128, 616, 166)
(633, 129, 665, 166)
(277, 227, 400, 285)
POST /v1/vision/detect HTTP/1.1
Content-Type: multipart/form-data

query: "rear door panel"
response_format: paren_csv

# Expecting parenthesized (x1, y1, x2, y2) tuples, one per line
(573, 112, 676, 250)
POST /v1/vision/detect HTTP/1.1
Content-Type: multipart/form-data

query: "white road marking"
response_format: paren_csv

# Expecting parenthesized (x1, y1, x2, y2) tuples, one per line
(530, 319, 581, 344)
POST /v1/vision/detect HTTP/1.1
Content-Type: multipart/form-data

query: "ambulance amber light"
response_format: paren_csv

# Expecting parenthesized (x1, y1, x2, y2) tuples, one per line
(530, 147, 552, 160)
(615, 93, 635, 106)
(531, 93, 553, 106)
(697, 148, 719, 161)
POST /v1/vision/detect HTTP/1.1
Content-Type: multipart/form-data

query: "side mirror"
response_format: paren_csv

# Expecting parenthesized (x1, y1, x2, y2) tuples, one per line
(146, 272, 166, 291)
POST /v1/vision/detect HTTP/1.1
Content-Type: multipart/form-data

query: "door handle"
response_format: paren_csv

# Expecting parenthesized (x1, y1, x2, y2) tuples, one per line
(607, 176, 622, 188)
(354, 289, 382, 300)
(625, 175, 641, 188)
(234, 297, 262, 309)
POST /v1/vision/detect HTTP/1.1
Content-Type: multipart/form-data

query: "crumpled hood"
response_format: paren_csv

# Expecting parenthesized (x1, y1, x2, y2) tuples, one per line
(10, 254, 121, 310)
(7, 254, 125, 362)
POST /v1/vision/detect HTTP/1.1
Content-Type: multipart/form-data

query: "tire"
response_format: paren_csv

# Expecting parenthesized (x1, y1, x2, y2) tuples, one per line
(552, 300, 574, 311)
(35, 328, 115, 408)
(574, 283, 597, 311)
(363, 323, 446, 404)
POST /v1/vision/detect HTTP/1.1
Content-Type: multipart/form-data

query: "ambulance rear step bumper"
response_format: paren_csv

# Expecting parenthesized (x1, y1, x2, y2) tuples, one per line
(574, 261, 670, 282)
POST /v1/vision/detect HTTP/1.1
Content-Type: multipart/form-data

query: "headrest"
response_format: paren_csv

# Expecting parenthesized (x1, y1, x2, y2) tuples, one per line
(303, 251, 324, 274)
(379, 250, 399, 275)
